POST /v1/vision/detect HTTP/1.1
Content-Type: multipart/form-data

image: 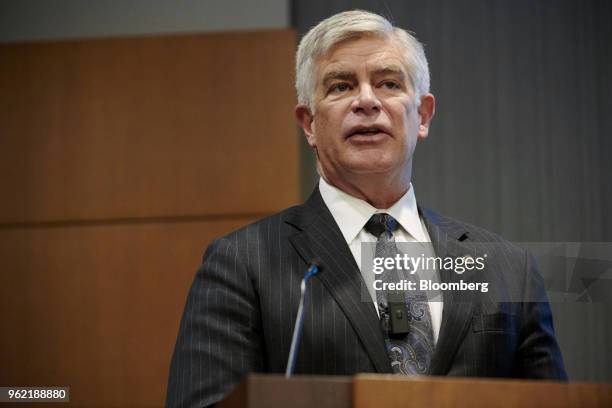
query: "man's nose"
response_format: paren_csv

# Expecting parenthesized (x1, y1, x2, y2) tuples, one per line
(351, 84, 382, 114)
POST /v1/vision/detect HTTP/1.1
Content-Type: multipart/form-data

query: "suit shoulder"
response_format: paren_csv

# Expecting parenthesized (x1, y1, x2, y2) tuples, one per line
(209, 204, 303, 247)
(198, 205, 305, 270)
(423, 207, 525, 255)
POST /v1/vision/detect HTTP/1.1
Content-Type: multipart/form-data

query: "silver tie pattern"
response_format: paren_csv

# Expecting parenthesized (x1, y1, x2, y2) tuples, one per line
(365, 213, 434, 375)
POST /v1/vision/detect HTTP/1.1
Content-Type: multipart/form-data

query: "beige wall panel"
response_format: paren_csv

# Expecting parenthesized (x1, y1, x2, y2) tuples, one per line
(0, 218, 257, 407)
(0, 30, 298, 224)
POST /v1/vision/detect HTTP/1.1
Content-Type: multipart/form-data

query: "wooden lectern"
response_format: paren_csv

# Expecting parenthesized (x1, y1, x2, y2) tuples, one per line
(218, 374, 612, 408)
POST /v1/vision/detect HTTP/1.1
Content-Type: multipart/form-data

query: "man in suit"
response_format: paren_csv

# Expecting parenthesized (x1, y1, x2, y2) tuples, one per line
(166, 10, 566, 408)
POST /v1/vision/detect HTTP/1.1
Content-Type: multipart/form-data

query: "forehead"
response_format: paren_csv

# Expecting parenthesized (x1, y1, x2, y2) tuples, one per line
(316, 35, 407, 78)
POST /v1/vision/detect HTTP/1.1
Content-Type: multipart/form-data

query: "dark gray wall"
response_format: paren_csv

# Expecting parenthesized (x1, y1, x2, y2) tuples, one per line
(293, 0, 612, 382)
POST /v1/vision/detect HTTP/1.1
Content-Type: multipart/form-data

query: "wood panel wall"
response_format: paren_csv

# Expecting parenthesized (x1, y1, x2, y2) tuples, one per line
(0, 30, 299, 407)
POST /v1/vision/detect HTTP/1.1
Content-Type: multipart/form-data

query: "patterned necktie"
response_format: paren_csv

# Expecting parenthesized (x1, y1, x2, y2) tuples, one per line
(364, 213, 434, 375)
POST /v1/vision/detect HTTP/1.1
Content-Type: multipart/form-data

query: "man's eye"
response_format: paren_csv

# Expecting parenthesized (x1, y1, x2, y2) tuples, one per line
(329, 83, 350, 93)
(381, 81, 400, 89)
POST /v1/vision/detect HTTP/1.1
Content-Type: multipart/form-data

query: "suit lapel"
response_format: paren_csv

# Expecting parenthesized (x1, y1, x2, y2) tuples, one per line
(421, 208, 476, 376)
(286, 188, 393, 374)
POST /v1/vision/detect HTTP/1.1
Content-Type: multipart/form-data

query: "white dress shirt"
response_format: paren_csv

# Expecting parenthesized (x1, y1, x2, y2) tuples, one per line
(318, 177, 443, 345)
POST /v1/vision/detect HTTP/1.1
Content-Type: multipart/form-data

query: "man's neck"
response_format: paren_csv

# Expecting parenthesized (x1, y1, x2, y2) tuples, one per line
(320, 173, 410, 209)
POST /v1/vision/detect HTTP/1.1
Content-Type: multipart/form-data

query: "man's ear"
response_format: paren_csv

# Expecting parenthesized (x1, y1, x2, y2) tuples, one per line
(417, 94, 436, 140)
(295, 104, 316, 148)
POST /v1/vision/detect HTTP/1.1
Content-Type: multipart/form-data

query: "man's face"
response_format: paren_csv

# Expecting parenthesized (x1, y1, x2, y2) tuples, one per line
(296, 35, 434, 188)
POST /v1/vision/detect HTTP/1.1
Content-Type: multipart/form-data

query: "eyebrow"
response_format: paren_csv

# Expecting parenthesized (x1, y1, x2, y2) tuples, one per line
(320, 65, 407, 88)
(321, 70, 356, 87)
(372, 65, 406, 80)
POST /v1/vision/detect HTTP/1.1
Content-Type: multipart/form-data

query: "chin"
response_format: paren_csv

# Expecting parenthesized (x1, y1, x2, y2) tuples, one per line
(343, 153, 399, 172)
(344, 161, 397, 175)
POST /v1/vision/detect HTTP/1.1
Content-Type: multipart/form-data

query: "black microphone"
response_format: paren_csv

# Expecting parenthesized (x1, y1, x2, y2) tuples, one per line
(285, 260, 322, 377)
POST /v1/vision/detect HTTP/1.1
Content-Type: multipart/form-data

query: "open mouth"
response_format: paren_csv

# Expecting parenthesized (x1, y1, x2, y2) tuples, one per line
(347, 126, 389, 139)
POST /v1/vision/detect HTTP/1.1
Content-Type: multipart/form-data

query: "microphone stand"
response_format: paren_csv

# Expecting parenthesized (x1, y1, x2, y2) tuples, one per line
(285, 262, 320, 377)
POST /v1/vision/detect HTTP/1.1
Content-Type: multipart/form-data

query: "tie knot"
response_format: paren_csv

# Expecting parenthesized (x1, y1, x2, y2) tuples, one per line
(364, 213, 399, 238)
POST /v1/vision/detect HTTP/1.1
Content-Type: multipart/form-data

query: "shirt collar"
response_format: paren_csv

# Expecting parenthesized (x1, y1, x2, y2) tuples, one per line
(318, 177, 428, 243)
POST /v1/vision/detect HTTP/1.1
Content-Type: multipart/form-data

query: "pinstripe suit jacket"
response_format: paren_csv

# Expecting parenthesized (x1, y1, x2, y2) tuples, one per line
(166, 187, 567, 408)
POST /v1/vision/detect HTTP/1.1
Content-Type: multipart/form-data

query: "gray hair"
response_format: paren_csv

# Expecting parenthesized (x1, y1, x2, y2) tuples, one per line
(295, 10, 430, 109)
